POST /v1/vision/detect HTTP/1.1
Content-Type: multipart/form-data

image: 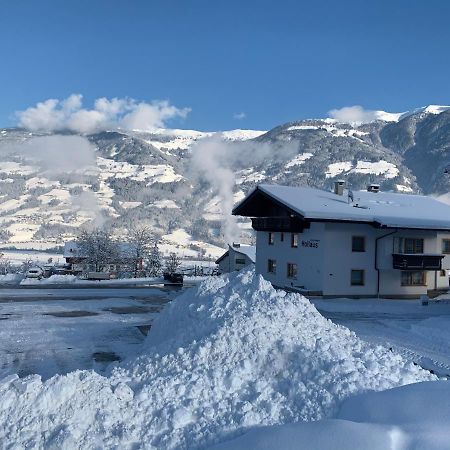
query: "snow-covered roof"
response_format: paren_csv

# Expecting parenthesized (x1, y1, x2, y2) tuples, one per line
(234, 184, 450, 231)
(63, 241, 81, 258)
(231, 244, 256, 263)
(215, 244, 256, 264)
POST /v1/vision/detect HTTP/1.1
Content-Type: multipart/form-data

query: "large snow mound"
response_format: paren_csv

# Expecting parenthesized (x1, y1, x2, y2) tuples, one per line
(0, 269, 435, 449)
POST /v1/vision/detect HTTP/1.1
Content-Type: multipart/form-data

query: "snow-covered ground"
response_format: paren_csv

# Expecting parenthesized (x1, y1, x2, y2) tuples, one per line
(211, 381, 450, 450)
(313, 296, 450, 377)
(0, 269, 438, 449)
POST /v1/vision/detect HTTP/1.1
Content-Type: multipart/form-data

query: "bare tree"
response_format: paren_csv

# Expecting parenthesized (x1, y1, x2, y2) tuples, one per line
(146, 241, 162, 277)
(126, 226, 154, 277)
(77, 228, 119, 272)
(0, 253, 12, 275)
(165, 252, 181, 275)
(20, 258, 34, 274)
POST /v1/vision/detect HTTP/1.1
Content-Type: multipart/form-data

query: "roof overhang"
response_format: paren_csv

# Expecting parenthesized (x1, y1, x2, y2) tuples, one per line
(233, 186, 303, 218)
(215, 251, 229, 264)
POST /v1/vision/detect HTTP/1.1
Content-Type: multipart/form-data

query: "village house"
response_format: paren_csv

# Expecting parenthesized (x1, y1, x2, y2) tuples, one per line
(215, 243, 256, 274)
(233, 182, 450, 298)
(63, 241, 142, 276)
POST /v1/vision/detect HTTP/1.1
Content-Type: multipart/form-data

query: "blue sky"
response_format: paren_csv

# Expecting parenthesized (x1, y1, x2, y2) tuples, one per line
(1, 0, 449, 131)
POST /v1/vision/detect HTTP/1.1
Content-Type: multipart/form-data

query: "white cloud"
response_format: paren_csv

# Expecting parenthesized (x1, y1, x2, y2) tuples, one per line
(16, 94, 191, 134)
(328, 105, 403, 124)
(233, 112, 246, 120)
(328, 106, 380, 124)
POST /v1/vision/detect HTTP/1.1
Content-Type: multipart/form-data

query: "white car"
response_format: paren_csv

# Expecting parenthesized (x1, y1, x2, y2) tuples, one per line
(26, 267, 44, 279)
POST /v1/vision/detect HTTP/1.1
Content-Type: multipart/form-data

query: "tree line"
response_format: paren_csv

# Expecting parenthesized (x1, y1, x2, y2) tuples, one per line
(76, 226, 181, 277)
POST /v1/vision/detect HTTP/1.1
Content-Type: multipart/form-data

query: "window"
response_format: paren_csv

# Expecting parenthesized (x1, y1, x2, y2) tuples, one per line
(394, 237, 425, 254)
(268, 232, 274, 245)
(291, 233, 298, 248)
(350, 269, 365, 286)
(404, 238, 424, 254)
(235, 258, 246, 265)
(268, 259, 276, 274)
(280, 232, 284, 242)
(401, 271, 426, 286)
(287, 263, 298, 279)
(442, 239, 450, 254)
(440, 270, 447, 277)
(352, 236, 366, 252)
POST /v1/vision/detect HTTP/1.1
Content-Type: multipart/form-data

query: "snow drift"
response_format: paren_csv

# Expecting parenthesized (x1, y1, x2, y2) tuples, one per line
(211, 381, 450, 450)
(20, 274, 78, 285)
(0, 269, 435, 449)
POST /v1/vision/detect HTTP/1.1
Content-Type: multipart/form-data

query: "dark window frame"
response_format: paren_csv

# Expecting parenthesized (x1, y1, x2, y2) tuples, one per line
(404, 238, 424, 254)
(235, 258, 246, 265)
(352, 236, 366, 252)
(268, 232, 274, 245)
(350, 269, 365, 286)
(401, 271, 426, 286)
(442, 239, 450, 254)
(268, 259, 277, 274)
(287, 262, 298, 279)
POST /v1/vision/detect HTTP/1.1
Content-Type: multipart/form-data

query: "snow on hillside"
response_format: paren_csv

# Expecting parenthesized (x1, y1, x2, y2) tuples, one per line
(220, 129, 266, 141)
(398, 104, 450, 121)
(97, 157, 183, 184)
(288, 123, 370, 140)
(326, 160, 399, 179)
(285, 153, 313, 168)
(0, 269, 434, 449)
(138, 128, 266, 153)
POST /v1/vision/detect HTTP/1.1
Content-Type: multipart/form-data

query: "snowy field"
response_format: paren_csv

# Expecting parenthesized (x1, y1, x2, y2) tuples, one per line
(0, 268, 448, 449)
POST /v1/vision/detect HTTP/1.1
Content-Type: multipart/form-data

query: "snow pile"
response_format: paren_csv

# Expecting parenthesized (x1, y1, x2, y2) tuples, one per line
(0, 269, 435, 449)
(20, 274, 78, 285)
(0, 273, 24, 284)
(212, 380, 450, 450)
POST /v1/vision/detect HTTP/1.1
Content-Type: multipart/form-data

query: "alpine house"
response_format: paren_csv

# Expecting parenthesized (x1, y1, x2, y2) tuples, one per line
(233, 182, 450, 298)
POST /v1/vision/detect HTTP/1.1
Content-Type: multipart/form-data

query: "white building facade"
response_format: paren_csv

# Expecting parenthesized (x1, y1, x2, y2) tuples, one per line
(233, 183, 450, 298)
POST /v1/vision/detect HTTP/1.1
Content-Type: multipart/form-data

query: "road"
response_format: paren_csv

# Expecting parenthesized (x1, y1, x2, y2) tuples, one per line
(0, 286, 184, 380)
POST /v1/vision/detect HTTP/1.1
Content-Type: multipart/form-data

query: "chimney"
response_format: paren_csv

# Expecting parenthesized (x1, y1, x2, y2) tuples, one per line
(367, 183, 380, 193)
(334, 180, 345, 196)
(232, 242, 240, 248)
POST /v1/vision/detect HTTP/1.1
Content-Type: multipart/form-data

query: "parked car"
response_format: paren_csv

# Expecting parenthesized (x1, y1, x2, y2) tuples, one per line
(26, 267, 44, 279)
(163, 272, 184, 285)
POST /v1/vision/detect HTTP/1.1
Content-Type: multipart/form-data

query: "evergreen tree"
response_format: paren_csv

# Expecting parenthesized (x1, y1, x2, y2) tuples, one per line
(165, 252, 181, 275)
(146, 242, 162, 276)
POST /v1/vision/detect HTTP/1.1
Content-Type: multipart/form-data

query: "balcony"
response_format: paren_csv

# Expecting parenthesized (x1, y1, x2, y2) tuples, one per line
(251, 216, 309, 232)
(392, 253, 444, 270)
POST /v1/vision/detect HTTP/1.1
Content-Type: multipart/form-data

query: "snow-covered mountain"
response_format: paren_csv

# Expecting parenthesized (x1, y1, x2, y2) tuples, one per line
(1, 106, 450, 256)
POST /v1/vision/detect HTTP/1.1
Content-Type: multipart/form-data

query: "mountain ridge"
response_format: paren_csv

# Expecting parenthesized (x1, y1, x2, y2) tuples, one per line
(1, 106, 450, 256)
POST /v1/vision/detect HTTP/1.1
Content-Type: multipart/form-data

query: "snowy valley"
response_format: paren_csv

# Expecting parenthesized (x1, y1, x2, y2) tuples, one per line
(1, 106, 450, 258)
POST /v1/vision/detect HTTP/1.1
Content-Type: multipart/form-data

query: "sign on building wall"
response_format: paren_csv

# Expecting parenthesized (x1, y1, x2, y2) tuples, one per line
(301, 239, 320, 248)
